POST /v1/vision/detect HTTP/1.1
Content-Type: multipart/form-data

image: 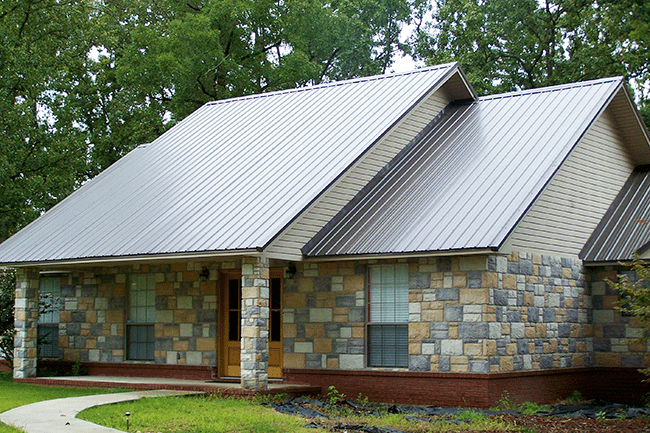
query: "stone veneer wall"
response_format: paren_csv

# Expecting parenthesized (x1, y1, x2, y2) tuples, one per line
(589, 266, 650, 368)
(283, 252, 593, 373)
(50, 260, 236, 366)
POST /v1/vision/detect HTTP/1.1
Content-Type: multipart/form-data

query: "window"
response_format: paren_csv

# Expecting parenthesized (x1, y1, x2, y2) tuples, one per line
(127, 274, 156, 360)
(38, 277, 62, 358)
(367, 264, 409, 367)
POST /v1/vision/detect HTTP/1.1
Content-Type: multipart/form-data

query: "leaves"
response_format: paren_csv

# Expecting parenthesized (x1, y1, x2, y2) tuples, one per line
(0, 0, 416, 241)
(411, 0, 647, 114)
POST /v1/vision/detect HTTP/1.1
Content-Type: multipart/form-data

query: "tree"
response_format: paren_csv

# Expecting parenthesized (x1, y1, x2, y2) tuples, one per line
(0, 0, 422, 240)
(607, 256, 650, 376)
(411, 0, 649, 125)
(0, 269, 15, 367)
(0, 0, 95, 242)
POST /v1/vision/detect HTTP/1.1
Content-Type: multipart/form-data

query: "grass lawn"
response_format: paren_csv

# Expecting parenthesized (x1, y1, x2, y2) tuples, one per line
(0, 372, 120, 433)
(79, 395, 320, 433)
(79, 394, 510, 433)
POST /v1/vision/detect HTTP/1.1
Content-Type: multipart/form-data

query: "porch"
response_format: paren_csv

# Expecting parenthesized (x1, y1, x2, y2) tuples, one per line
(13, 255, 291, 392)
(14, 375, 321, 397)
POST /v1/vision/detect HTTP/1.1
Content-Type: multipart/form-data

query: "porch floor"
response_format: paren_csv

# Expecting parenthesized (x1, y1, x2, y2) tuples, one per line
(15, 376, 322, 397)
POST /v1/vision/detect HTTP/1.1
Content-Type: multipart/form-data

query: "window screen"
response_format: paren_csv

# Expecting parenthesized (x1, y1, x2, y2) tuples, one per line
(127, 274, 156, 361)
(367, 264, 408, 367)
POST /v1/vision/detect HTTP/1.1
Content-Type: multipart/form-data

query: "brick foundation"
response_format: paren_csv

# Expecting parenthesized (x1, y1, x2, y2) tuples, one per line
(38, 360, 214, 380)
(284, 367, 650, 408)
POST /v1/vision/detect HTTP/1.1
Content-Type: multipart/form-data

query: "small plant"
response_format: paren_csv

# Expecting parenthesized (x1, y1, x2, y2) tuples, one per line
(456, 409, 489, 423)
(616, 408, 628, 420)
(595, 410, 607, 421)
(565, 390, 583, 403)
(518, 401, 550, 415)
(326, 385, 346, 406)
(492, 390, 514, 410)
(355, 393, 369, 408)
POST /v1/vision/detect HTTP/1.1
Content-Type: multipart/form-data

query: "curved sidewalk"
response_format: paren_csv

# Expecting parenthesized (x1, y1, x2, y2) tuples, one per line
(0, 389, 202, 433)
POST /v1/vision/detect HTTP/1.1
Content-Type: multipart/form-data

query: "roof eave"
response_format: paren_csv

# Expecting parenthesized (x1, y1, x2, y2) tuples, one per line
(0, 248, 262, 268)
(304, 247, 500, 262)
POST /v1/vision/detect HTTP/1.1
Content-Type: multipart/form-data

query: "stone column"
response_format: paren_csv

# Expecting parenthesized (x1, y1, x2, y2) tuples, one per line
(240, 256, 270, 390)
(14, 268, 39, 378)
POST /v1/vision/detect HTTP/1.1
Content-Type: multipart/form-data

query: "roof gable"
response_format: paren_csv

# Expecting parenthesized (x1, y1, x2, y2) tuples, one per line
(304, 77, 627, 257)
(0, 64, 459, 265)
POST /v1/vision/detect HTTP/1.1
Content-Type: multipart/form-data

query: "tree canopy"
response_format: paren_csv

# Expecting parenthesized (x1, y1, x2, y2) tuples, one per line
(0, 0, 420, 241)
(411, 0, 649, 124)
(0, 0, 648, 242)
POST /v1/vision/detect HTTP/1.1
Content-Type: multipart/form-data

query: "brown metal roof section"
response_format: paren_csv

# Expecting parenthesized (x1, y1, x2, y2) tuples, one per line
(581, 166, 650, 263)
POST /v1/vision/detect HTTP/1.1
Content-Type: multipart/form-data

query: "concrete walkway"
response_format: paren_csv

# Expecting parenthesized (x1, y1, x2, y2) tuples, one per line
(0, 389, 202, 433)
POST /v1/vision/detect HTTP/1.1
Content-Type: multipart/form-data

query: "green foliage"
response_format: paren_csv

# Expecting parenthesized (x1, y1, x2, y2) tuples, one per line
(0, 269, 15, 366)
(411, 0, 649, 129)
(0, 0, 419, 242)
(607, 256, 650, 377)
(79, 394, 316, 433)
(326, 384, 346, 406)
(492, 390, 549, 414)
(565, 390, 584, 403)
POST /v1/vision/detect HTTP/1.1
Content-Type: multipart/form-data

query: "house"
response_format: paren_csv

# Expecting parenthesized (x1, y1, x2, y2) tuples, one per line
(1, 62, 650, 407)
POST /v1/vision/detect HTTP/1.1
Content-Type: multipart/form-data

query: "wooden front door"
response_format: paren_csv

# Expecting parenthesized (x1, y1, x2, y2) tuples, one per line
(219, 270, 283, 378)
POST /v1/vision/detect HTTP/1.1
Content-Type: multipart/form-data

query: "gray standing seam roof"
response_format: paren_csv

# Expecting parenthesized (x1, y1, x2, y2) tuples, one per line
(304, 77, 625, 257)
(581, 167, 650, 263)
(0, 64, 458, 265)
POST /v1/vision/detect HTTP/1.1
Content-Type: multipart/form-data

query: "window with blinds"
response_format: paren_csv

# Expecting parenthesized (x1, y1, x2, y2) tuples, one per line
(127, 274, 156, 360)
(38, 277, 62, 358)
(367, 264, 409, 367)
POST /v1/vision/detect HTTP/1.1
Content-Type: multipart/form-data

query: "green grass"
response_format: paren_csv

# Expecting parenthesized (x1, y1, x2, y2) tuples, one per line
(78, 394, 318, 433)
(0, 372, 120, 433)
(81, 394, 511, 433)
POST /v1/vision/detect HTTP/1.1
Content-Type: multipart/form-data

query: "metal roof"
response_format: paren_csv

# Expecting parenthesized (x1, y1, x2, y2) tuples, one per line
(304, 77, 626, 257)
(581, 167, 650, 263)
(0, 64, 458, 265)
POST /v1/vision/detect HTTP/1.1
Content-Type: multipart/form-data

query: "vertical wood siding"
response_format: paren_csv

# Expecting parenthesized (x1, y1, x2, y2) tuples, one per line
(505, 109, 635, 258)
(265, 90, 451, 259)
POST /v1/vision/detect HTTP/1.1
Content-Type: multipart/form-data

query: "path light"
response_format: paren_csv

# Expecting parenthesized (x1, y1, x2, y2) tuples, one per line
(125, 411, 130, 430)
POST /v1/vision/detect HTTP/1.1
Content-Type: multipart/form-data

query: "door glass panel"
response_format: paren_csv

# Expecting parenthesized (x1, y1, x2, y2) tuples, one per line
(270, 278, 281, 309)
(270, 310, 281, 342)
(228, 279, 240, 310)
(228, 311, 239, 341)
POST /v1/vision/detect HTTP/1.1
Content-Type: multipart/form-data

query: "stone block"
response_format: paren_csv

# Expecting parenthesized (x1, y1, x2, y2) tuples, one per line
(409, 355, 430, 371)
(459, 322, 488, 339)
(437, 288, 459, 301)
(488, 322, 502, 338)
(339, 354, 364, 369)
(460, 288, 489, 305)
(294, 342, 313, 353)
(511, 323, 525, 339)
(494, 290, 508, 306)
(422, 342, 437, 355)
(459, 256, 487, 271)
(469, 360, 489, 373)
(444, 305, 463, 322)
(309, 308, 332, 322)
(196, 338, 215, 351)
(441, 340, 463, 356)
(409, 322, 430, 339)
(314, 338, 332, 353)
(348, 307, 365, 323)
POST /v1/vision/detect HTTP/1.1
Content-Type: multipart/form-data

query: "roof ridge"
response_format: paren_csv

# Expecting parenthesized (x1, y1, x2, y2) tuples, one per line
(478, 76, 624, 102)
(206, 63, 458, 106)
